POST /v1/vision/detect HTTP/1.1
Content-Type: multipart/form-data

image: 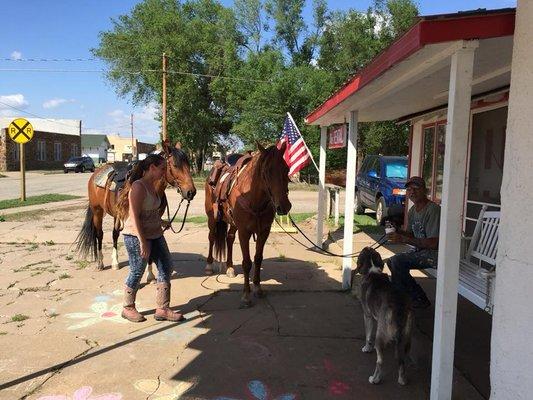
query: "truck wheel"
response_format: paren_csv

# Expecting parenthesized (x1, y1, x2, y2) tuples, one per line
(375, 197, 387, 225)
(354, 192, 364, 214)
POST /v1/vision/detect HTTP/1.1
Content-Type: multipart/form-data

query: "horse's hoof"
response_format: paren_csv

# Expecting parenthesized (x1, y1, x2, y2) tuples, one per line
(95, 265, 105, 272)
(239, 300, 252, 309)
(111, 264, 120, 271)
(226, 267, 236, 278)
(205, 264, 214, 275)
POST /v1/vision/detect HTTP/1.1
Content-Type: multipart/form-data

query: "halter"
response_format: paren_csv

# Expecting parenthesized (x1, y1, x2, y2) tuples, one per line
(161, 149, 191, 233)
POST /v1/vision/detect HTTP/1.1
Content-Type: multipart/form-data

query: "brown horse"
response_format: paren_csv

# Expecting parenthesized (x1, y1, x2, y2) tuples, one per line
(76, 140, 196, 272)
(205, 143, 292, 307)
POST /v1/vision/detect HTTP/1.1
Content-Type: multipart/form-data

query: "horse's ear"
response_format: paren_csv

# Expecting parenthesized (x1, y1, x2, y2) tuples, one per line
(175, 142, 181, 150)
(256, 141, 266, 153)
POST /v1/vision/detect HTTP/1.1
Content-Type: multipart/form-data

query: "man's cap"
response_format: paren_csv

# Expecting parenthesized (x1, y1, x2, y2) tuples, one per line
(405, 176, 426, 188)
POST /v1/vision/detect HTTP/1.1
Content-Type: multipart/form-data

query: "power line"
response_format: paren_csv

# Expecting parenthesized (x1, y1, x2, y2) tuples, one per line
(0, 100, 135, 133)
(2, 57, 97, 62)
(0, 67, 272, 83)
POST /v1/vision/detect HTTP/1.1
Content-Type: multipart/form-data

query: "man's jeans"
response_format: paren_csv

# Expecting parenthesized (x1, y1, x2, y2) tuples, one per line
(123, 235, 173, 289)
(388, 249, 437, 300)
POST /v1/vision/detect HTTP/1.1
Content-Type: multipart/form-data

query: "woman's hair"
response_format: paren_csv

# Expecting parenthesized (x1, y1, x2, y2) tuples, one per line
(115, 153, 165, 222)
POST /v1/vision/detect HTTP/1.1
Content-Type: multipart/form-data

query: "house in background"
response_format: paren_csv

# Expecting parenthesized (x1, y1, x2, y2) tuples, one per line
(106, 135, 135, 162)
(137, 140, 156, 157)
(0, 117, 81, 171)
(81, 134, 110, 164)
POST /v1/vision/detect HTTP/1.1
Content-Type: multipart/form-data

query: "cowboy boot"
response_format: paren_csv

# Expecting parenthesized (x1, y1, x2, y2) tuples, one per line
(154, 282, 185, 322)
(121, 286, 146, 322)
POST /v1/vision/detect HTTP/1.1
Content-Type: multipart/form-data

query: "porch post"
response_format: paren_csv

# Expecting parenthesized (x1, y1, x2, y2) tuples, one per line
(317, 125, 328, 247)
(430, 41, 478, 400)
(342, 110, 358, 289)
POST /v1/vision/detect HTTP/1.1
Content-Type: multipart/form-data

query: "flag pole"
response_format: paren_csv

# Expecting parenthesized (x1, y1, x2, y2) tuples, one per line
(286, 112, 320, 174)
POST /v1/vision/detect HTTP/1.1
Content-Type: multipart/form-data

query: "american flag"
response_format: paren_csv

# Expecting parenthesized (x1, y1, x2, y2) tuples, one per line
(278, 114, 311, 176)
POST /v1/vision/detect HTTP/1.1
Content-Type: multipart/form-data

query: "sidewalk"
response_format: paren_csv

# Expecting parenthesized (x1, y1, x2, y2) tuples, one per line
(0, 205, 485, 399)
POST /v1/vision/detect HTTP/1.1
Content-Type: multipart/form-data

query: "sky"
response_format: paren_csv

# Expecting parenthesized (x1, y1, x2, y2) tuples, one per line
(0, 0, 516, 144)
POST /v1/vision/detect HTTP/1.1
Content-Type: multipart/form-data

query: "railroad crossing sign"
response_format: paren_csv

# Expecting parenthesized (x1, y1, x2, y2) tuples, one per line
(8, 118, 34, 144)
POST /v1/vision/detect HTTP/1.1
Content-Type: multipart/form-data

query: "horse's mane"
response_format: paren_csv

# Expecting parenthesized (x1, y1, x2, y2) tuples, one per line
(252, 145, 287, 184)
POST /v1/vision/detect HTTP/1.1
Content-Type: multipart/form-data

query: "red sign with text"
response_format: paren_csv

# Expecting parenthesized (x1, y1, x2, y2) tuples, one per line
(328, 125, 346, 149)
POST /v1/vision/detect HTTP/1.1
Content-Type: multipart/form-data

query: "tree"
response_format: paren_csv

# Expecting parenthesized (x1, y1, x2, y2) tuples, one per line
(93, 0, 241, 170)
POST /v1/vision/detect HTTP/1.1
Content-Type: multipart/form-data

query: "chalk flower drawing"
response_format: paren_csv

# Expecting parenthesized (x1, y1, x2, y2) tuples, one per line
(65, 301, 127, 330)
(215, 380, 296, 400)
(36, 385, 122, 400)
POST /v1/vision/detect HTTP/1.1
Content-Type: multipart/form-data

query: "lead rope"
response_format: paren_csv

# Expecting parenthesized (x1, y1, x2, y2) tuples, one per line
(272, 214, 387, 258)
(164, 198, 191, 234)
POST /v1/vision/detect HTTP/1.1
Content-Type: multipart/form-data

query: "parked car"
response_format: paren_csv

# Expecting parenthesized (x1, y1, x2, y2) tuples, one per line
(355, 155, 408, 224)
(63, 156, 95, 173)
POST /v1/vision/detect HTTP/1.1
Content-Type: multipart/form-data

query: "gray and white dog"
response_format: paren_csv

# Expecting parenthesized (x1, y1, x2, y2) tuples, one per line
(352, 247, 414, 385)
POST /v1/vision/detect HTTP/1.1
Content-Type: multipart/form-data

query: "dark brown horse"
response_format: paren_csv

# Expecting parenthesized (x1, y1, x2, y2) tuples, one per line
(76, 140, 196, 272)
(205, 143, 292, 307)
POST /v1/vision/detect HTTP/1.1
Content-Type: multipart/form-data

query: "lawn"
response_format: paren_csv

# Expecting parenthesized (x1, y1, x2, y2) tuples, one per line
(0, 194, 82, 210)
(329, 213, 383, 235)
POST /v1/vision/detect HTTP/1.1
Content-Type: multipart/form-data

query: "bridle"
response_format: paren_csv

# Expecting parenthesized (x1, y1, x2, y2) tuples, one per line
(161, 150, 191, 234)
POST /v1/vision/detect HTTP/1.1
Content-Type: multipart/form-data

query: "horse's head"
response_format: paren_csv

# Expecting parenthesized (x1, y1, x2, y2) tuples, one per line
(162, 140, 197, 201)
(257, 142, 292, 215)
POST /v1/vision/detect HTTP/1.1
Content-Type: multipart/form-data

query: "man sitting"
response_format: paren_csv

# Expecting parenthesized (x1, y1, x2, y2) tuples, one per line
(387, 176, 440, 309)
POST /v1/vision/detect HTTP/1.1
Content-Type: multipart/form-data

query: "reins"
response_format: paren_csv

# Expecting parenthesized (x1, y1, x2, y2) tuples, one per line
(164, 197, 191, 234)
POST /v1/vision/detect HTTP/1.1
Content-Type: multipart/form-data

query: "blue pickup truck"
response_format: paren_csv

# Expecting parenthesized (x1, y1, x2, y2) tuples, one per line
(354, 155, 408, 224)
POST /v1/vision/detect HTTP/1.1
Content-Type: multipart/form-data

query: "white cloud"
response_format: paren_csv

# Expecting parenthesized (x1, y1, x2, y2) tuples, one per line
(42, 98, 75, 109)
(0, 94, 29, 116)
(136, 102, 159, 121)
(10, 51, 22, 60)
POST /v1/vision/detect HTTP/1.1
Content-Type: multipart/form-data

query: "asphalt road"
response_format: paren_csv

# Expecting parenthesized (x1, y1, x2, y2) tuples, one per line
(0, 171, 343, 216)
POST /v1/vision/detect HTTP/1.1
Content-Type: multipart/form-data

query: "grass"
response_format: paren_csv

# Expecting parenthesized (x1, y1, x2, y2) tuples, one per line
(0, 205, 81, 222)
(11, 314, 29, 322)
(0, 332, 7, 335)
(44, 240, 55, 246)
(329, 214, 383, 235)
(74, 260, 89, 270)
(0, 194, 82, 210)
(59, 273, 71, 280)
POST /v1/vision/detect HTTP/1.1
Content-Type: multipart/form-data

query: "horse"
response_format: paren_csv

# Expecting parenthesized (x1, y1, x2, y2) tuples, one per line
(76, 140, 196, 275)
(205, 143, 292, 307)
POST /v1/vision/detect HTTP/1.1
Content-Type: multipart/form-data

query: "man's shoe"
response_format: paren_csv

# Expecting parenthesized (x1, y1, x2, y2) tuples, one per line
(412, 296, 431, 309)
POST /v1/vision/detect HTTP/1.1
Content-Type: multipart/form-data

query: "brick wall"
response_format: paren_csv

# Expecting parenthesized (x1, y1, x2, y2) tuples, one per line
(0, 129, 81, 171)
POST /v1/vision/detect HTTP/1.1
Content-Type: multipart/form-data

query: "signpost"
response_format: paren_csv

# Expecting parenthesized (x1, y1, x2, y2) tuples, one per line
(328, 124, 347, 149)
(8, 118, 34, 201)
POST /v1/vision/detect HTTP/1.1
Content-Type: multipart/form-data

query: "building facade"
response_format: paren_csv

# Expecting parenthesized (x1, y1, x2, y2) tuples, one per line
(0, 118, 81, 171)
(81, 134, 110, 164)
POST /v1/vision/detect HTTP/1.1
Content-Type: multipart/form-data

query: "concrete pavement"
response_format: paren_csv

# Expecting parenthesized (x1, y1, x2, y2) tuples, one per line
(0, 202, 484, 399)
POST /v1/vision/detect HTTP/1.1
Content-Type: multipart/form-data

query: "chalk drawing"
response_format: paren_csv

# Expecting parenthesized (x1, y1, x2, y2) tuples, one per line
(36, 385, 122, 400)
(64, 301, 127, 330)
(134, 378, 196, 399)
(214, 380, 296, 400)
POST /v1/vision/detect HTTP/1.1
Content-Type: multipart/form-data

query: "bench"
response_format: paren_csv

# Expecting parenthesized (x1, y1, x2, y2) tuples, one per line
(426, 205, 500, 313)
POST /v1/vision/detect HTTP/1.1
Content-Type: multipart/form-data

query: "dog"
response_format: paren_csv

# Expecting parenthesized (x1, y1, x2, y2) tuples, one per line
(352, 247, 413, 385)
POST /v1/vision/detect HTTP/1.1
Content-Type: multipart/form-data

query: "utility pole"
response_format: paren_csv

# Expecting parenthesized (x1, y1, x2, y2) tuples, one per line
(130, 113, 135, 160)
(162, 52, 168, 142)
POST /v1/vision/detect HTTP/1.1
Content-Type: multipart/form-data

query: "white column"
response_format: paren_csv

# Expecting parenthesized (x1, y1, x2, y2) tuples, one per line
(431, 41, 477, 400)
(342, 111, 358, 289)
(316, 126, 327, 248)
(491, 1, 533, 398)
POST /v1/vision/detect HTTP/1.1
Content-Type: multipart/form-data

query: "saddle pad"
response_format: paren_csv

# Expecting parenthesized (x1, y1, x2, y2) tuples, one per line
(228, 162, 248, 194)
(219, 172, 230, 184)
(94, 165, 115, 189)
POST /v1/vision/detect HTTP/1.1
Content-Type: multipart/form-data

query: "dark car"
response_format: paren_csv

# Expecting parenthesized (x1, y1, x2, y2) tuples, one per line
(63, 156, 95, 173)
(355, 155, 408, 224)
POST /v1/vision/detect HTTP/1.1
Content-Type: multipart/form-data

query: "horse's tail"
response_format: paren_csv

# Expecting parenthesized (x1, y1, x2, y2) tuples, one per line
(213, 218, 227, 262)
(75, 205, 98, 260)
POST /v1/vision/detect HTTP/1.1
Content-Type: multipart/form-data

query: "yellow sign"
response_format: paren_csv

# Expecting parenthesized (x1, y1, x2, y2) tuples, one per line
(8, 118, 34, 144)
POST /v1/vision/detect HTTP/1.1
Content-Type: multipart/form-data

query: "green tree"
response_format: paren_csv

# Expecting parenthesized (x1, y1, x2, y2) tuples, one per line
(93, 0, 241, 170)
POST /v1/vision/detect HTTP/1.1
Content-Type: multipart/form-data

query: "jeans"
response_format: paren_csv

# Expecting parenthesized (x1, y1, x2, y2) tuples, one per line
(388, 249, 437, 300)
(123, 235, 173, 289)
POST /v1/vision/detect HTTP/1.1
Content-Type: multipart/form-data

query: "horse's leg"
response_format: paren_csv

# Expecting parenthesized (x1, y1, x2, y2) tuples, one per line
(111, 218, 121, 270)
(252, 229, 270, 298)
(225, 225, 238, 278)
(205, 214, 216, 275)
(238, 229, 253, 307)
(92, 206, 105, 270)
(146, 260, 156, 284)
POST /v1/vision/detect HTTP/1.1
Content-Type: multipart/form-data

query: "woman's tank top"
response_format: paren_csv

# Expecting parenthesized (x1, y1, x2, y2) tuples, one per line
(122, 179, 163, 239)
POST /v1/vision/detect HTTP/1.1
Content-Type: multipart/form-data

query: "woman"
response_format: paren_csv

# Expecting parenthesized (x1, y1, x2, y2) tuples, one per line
(117, 154, 184, 322)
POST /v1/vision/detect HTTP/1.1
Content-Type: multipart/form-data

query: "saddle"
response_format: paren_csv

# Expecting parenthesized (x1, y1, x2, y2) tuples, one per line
(95, 162, 136, 192)
(208, 152, 253, 220)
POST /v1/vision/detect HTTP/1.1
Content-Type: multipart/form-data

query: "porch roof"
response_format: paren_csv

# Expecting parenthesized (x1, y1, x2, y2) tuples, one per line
(305, 8, 515, 126)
